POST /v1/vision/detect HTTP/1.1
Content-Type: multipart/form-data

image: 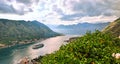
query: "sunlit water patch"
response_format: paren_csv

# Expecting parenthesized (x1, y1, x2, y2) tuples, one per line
(0, 35, 79, 64)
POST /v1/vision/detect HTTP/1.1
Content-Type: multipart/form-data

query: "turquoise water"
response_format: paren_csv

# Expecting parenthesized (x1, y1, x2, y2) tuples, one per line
(0, 36, 76, 64)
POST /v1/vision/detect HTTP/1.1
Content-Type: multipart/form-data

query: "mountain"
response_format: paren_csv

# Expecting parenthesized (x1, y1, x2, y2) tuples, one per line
(103, 18, 120, 37)
(0, 19, 60, 46)
(49, 22, 109, 35)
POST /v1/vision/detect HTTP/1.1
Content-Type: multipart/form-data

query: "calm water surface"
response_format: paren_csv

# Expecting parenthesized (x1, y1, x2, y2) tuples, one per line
(0, 35, 78, 64)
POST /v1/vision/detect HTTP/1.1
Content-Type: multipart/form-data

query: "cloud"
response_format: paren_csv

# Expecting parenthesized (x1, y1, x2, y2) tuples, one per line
(0, 0, 39, 15)
(63, 0, 113, 15)
(52, 5, 64, 15)
(0, 0, 15, 13)
(60, 13, 84, 21)
(0, 0, 120, 25)
(77, 15, 117, 24)
(17, 0, 39, 5)
(59, 0, 120, 21)
(42, 15, 117, 25)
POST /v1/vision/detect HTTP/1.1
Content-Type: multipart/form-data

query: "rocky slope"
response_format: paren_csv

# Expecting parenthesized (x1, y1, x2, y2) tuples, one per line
(103, 18, 120, 37)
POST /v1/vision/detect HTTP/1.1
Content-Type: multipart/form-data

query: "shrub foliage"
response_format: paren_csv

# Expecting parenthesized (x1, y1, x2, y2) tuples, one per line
(39, 30, 120, 64)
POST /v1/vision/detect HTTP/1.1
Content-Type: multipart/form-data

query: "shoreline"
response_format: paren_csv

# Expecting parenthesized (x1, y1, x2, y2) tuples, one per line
(64, 36, 79, 42)
(0, 35, 78, 64)
(0, 38, 46, 49)
(29, 36, 80, 64)
(0, 34, 62, 49)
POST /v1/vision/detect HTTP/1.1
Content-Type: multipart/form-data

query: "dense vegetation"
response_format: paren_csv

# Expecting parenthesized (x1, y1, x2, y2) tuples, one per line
(38, 30, 120, 64)
(0, 19, 59, 45)
(103, 18, 120, 37)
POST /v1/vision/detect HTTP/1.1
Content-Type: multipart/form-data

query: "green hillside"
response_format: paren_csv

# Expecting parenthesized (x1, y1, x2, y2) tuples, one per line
(0, 19, 59, 45)
(38, 30, 120, 64)
(103, 18, 120, 37)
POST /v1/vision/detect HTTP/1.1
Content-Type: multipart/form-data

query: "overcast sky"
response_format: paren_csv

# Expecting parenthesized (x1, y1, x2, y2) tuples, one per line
(0, 0, 120, 25)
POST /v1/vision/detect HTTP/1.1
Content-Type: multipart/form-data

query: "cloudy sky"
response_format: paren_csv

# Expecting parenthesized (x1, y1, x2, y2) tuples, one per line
(0, 0, 120, 25)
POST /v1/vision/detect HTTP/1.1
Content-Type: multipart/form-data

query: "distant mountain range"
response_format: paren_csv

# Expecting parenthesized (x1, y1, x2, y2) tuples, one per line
(48, 22, 110, 35)
(103, 18, 120, 37)
(0, 19, 60, 46)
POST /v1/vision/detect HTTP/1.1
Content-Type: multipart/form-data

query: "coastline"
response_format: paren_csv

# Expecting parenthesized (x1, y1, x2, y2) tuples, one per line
(0, 33, 62, 49)
(0, 35, 76, 64)
(64, 36, 79, 42)
(0, 38, 45, 49)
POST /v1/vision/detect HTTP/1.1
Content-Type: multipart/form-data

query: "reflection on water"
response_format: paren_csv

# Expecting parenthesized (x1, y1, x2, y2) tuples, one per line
(0, 35, 78, 64)
(27, 35, 77, 59)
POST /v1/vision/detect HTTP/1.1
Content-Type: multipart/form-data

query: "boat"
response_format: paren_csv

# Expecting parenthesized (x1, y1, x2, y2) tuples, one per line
(32, 44, 44, 49)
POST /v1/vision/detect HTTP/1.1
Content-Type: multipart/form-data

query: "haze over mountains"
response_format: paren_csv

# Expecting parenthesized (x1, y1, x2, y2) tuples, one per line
(48, 22, 110, 35)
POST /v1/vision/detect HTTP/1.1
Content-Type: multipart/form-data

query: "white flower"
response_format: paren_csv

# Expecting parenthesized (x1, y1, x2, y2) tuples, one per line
(112, 53, 115, 57)
(115, 53, 120, 59)
(112, 53, 120, 59)
(119, 36, 120, 38)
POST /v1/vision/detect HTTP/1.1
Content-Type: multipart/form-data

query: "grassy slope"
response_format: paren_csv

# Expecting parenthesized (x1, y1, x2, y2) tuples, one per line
(38, 30, 120, 64)
(103, 18, 120, 37)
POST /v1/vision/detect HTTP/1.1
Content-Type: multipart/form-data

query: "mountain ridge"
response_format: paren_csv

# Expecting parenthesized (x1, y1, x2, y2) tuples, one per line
(103, 18, 120, 37)
(0, 19, 60, 47)
(48, 22, 109, 35)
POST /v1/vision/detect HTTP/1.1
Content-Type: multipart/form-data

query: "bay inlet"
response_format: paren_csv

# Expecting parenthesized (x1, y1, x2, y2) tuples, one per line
(0, 35, 78, 64)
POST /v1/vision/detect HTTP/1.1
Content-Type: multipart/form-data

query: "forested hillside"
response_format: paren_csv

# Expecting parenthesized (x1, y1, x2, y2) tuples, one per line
(0, 19, 59, 45)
